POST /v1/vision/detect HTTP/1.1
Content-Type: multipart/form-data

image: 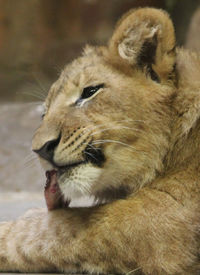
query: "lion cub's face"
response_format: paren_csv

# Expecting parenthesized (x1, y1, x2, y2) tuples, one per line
(32, 8, 176, 202)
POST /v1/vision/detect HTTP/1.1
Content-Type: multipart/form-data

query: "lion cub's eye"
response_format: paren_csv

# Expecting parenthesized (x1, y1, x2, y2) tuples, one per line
(76, 84, 104, 107)
(81, 84, 104, 99)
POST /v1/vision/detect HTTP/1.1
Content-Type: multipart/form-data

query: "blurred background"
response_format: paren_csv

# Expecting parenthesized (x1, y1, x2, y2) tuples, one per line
(0, 0, 200, 220)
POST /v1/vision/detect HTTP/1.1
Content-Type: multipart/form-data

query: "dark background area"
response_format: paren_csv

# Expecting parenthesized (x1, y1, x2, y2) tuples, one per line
(0, 0, 200, 102)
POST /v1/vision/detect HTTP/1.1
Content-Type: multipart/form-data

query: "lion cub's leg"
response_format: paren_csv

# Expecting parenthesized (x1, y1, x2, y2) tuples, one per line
(0, 188, 199, 274)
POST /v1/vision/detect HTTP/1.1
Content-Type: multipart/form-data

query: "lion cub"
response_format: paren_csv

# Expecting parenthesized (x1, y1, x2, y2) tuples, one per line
(1, 7, 200, 275)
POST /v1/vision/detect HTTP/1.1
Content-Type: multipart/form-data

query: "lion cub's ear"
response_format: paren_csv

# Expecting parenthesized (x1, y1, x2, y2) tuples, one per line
(109, 8, 176, 83)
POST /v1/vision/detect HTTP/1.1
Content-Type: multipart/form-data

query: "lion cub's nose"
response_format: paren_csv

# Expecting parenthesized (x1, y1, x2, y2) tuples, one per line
(33, 136, 61, 163)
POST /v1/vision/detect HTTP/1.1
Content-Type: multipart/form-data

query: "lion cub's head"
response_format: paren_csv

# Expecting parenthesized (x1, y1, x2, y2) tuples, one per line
(32, 8, 176, 203)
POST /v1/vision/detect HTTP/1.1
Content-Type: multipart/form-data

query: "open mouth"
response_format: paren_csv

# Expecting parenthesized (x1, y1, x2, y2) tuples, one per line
(44, 145, 105, 211)
(44, 161, 85, 211)
(44, 169, 66, 211)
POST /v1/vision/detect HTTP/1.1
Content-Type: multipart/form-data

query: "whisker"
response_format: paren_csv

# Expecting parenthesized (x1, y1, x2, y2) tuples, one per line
(84, 151, 98, 162)
(91, 139, 146, 154)
(91, 125, 143, 136)
(83, 119, 146, 135)
(79, 182, 91, 195)
(20, 91, 46, 101)
(24, 101, 43, 106)
(23, 154, 35, 163)
(24, 159, 38, 170)
(79, 178, 93, 195)
(83, 142, 101, 151)
(23, 151, 36, 160)
(126, 267, 142, 274)
(23, 156, 38, 168)
(21, 151, 38, 169)
(31, 74, 48, 95)
(30, 90, 46, 99)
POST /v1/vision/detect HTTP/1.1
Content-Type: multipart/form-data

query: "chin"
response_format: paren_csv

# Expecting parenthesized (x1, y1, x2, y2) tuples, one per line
(58, 162, 102, 201)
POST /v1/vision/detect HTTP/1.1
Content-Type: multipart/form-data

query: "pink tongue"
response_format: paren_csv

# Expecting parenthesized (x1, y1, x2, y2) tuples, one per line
(45, 170, 69, 211)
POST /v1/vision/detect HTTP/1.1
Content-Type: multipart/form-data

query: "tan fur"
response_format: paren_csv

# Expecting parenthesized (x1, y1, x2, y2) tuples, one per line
(0, 8, 200, 274)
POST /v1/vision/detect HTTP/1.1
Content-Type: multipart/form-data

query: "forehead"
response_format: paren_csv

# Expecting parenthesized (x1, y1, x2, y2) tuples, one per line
(60, 47, 108, 86)
(46, 45, 139, 106)
(46, 46, 113, 105)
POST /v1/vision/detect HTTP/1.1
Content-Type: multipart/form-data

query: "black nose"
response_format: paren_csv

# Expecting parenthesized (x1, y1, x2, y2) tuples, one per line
(33, 135, 61, 163)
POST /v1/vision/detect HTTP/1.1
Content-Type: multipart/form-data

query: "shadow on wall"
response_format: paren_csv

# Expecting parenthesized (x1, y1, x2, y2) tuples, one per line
(0, 0, 199, 101)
